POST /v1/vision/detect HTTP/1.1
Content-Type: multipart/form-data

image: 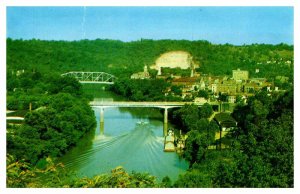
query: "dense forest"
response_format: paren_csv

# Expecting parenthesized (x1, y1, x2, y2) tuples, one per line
(173, 89, 293, 187)
(7, 71, 96, 164)
(7, 38, 293, 80)
(109, 78, 184, 101)
(6, 38, 294, 188)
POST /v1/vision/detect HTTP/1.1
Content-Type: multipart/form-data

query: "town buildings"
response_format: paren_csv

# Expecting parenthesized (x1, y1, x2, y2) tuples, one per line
(131, 64, 280, 107)
(167, 68, 276, 105)
(130, 65, 150, 79)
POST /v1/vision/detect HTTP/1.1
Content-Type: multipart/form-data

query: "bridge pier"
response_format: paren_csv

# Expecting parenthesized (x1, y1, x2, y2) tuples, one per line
(100, 122, 104, 135)
(100, 108, 104, 135)
(163, 108, 168, 136)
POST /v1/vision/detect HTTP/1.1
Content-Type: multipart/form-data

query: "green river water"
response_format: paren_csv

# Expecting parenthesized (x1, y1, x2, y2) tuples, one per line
(59, 86, 188, 182)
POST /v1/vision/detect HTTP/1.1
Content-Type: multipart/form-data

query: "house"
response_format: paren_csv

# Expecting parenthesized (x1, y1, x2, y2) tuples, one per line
(212, 113, 237, 149)
(171, 77, 200, 92)
(232, 68, 249, 81)
(214, 112, 237, 132)
(228, 96, 236, 103)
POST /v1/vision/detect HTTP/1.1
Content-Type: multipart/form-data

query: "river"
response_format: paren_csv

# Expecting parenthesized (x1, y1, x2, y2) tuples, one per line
(59, 86, 188, 182)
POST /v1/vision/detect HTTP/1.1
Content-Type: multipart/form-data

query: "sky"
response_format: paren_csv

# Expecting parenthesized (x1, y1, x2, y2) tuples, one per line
(6, 6, 294, 45)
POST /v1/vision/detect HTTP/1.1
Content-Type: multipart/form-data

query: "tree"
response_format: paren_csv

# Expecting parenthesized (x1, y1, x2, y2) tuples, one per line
(7, 75, 96, 165)
(171, 85, 182, 96)
(198, 90, 209, 99)
(219, 89, 294, 187)
(199, 103, 213, 118)
(173, 104, 199, 132)
(174, 169, 212, 188)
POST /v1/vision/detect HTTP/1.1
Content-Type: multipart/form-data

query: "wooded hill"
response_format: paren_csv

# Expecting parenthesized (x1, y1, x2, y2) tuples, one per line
(7, 38, 293, 80)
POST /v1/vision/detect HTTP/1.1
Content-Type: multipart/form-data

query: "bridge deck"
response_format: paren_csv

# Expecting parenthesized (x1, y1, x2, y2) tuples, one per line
(90, 101, 219, 108)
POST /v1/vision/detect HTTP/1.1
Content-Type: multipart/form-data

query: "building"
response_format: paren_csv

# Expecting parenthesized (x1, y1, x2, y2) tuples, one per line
(232, 69, 249, 81)
(228, 96, 236, 103)
(130, 65, 150, 79)
(214, 112, 237, 132)
(217, 80, 238, 95)
(210, 79, 242, 95)
(194, 97, 208, 103)
(213, 113, 237, 149)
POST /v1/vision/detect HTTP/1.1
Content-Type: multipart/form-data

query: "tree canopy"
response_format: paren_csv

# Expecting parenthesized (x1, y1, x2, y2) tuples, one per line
(7, 38, 293, 80)
(174, 89, 293, 188)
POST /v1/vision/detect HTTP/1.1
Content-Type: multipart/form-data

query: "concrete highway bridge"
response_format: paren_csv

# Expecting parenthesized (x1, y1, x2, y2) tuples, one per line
(90, 100, 222, 136)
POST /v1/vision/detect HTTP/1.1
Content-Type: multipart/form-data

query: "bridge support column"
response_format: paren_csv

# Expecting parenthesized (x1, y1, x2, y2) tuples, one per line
(100, 108, 104, 135)
(100, 122, 104, 135)
(163, 108, 168, 136)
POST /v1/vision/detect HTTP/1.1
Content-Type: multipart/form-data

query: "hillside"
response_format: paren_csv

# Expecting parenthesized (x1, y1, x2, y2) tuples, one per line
(7, 38, 293, 80)
(151, 51, 197, 70)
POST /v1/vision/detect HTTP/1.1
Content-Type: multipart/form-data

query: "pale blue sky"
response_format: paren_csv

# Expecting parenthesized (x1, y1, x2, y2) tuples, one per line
(7, 6, 294, 45)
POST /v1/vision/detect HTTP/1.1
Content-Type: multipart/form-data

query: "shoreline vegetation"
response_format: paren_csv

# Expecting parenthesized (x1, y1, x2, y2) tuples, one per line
(6, 38, 293, 188)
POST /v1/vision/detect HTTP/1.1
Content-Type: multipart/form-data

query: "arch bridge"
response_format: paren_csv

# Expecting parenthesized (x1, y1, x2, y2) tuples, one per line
(61, 72, 116, 84)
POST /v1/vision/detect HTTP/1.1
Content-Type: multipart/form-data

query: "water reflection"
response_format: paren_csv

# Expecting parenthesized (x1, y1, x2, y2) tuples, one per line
(59, 107, 188, 181)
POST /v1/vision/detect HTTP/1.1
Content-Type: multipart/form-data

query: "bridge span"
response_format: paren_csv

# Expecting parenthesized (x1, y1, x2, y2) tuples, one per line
(61, 72, 116, 84)
(89, 101, 219, 108)
(90, 101, 221, 136)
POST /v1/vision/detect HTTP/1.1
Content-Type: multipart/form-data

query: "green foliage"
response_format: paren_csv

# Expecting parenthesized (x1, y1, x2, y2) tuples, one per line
(172, 103, 214, 132)
(109, 78, 170, 101)
(72, 167, 159, 188)
(175, 169, 212, 188)
(213, 89, 294, 187)
(170, 85, 182, 96)
(7, 39, 293, 80)
(198, 90, 209, 99)
(199, 103, 213, 118)
(173, 104, 200, 131)
(161, 176, 172, 187)
(173, 89, 293, 188)
(7, 154, 72, 188)
(7, 93, 96, 164)
(171, 104, 218, 165)
(183, 121, 218, 165)
(174, 150, 233, 188)
(7, 71, 96, 165)
(7, 155, 162, 188)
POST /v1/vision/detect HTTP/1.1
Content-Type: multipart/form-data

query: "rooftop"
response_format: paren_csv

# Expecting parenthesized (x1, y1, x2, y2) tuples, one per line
(214, 113, 237, 128)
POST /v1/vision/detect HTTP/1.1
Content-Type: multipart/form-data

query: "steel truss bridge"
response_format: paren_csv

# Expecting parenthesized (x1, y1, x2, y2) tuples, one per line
(61, 72, 116, 84)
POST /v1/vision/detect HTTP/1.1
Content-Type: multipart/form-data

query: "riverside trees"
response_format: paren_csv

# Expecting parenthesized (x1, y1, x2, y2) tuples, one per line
(7, 72, 96, 165)
(172, 104, 218, 164)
